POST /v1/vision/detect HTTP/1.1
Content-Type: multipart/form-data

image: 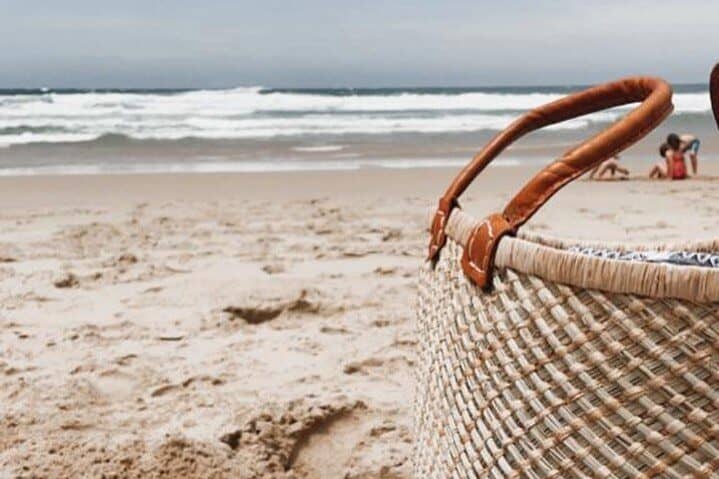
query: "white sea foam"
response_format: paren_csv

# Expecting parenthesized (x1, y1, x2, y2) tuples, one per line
(0, 87, 711, 146)
(3, 87, 709, 115)
(0, 111, 611, 146)
(1, 87, 709, 116)
(292, 145, 345, 152)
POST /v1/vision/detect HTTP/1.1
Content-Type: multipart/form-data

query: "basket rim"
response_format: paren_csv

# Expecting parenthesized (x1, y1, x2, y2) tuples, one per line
(430, 207, 719, 303)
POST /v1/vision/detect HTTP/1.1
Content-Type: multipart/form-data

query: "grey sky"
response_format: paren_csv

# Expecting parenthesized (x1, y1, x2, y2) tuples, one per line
(3, 0, 719, 88)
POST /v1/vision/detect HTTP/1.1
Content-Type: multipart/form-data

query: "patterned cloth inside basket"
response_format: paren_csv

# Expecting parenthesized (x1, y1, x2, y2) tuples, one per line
(568, 246, 719, 268)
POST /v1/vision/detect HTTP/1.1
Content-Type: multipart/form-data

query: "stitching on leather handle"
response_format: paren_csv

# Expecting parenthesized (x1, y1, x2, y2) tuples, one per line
(461, 214, 515, 289)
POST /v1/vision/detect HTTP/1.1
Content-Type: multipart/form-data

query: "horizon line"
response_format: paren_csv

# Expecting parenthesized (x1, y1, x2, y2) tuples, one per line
(0, 81, 710, 92)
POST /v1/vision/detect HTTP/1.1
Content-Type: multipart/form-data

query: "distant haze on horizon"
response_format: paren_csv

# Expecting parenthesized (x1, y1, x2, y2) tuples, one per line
(3, 0, 719, 89)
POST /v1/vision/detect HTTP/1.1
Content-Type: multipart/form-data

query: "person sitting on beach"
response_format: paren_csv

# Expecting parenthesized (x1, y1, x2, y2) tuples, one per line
(589, 155, 629, 180)
(677, 133, 700, 175)
(650, 136, 688, 180)
(649, 143, 670, 179)
(667, 134, 689, 180)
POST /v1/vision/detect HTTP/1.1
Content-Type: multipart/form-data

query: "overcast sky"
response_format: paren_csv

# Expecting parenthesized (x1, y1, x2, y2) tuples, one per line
(3, 0, 719, 88)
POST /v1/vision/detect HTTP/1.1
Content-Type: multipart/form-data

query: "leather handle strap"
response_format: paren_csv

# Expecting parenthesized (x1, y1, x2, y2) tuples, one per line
(502, 77, 673, 230)
(429, 76, 674, 289)
(711, 63, 719, 130)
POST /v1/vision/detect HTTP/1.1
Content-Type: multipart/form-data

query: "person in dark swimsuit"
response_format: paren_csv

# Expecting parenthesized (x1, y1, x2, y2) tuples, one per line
(679, 133, 700, 175)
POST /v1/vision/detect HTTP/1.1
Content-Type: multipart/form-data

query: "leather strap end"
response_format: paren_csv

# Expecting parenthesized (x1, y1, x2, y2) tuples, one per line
(460, 213, 515, 289)
(427, 197, 456, 261)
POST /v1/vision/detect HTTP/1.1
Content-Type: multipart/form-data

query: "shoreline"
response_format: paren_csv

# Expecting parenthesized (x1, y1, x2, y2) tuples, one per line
(1, 164, 718, 242)
(0, 167, 465, 208)
(1, 160, 718, 202)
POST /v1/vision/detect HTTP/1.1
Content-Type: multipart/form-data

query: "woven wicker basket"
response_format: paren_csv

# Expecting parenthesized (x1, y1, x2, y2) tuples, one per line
(415, 69, 719, 478)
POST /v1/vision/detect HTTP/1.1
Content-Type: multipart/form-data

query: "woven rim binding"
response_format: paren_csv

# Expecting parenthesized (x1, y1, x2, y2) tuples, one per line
(428, 208, 719, 303)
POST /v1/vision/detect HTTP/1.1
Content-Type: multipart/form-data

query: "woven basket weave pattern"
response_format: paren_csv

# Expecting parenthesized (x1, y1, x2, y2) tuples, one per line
(415, 239, 719, 478)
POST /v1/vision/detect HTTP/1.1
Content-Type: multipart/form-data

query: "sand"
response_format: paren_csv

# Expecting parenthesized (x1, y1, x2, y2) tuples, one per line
(2, 163, 719, 478)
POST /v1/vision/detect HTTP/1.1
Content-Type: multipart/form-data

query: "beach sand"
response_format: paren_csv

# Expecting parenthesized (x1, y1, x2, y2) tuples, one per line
(2, 163, 719, 478)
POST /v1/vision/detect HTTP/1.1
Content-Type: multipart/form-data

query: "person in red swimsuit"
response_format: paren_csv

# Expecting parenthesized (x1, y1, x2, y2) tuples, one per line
(666, 133, 688, 180)
(649, 138, 688, 180)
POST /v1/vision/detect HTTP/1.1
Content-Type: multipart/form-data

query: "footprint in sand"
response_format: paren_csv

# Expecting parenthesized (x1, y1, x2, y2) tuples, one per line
(261, 263, 286, 275)
(219, 399, 395, 478)
(287, 406, 370, 478)
(222, 288, 325, 325)
(342, 356, 414, 376)
(373, 266, 397, 276)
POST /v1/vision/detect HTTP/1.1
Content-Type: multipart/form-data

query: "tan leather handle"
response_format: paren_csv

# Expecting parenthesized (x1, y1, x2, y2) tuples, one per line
(502, 78, 672, 229)
(712, 63, 719, 130)
(428, 76, 673, 289)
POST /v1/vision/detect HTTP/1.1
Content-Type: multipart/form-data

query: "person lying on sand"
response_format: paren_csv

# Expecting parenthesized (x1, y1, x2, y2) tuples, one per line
(589, 156, 629, 180)
(649, 138, 688, 180)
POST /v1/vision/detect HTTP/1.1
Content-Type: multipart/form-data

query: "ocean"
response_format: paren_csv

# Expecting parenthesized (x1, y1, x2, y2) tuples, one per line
(0, 84, 714, 175)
